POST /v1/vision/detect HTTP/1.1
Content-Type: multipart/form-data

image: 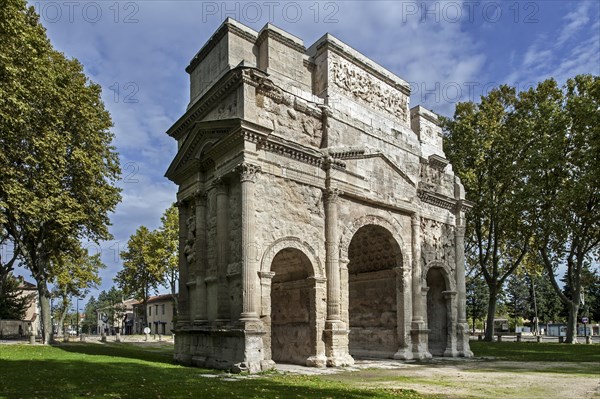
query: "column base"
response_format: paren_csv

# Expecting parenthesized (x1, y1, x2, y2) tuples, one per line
(393, 346, 414, 360)
(324, 320, 354, 367)
(306, 355, 327, 368)
(411, 322, 432, 359)
(457, 322, 474, 357)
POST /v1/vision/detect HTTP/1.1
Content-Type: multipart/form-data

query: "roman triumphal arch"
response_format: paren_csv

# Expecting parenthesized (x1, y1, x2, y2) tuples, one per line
(165, 18, 473, 372)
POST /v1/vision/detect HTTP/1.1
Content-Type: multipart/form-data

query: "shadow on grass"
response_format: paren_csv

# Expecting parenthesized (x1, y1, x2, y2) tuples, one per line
(54, 342, 174, 365)
(0, 358, 417, 399)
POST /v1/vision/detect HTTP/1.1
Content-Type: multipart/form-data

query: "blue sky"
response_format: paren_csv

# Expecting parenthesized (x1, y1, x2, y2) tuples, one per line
(13, 0, 600, 305)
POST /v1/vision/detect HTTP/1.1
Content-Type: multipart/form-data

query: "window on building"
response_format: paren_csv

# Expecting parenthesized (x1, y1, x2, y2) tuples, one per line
(161, 323, 166, 335)
(155, 305, 158, 315)
(149, 306, 151, 316)
(162, 304, 165, 315)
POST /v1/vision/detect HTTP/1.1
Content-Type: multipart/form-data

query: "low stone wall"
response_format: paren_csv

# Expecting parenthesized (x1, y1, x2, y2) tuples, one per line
(0, 320, 29, 338)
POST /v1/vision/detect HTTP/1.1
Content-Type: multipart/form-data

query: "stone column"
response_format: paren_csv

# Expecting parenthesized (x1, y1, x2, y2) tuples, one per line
(393, 266, 412, 360)
(323, 187, 353, 366)
(455, 211, 473, 356)
(324, 187, 341, 324)
(238, 163, 261, 322)
(175, 200, 190, 327)
(215, 178, 230, 322)
(258, 271, 275, 368)
(410, 213, 430, 359)
(194, 191, 208, 324)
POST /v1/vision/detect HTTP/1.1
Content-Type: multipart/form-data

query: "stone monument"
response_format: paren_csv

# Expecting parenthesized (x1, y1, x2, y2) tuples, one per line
(165, 18, 473, 373)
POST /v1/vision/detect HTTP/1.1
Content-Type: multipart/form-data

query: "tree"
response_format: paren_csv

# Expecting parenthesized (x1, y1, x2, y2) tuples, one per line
(152, 204, 179, 315)
(81, 296, 98, 334)
(505, 273, 530, 331)
(0, 1, 121, 344)
(466, 271, 489, 334)
(0, 228, 20, 299)
(587, 269, 600, 322)
(97, 287, 126, 333)
(115, 226, 162, 331)
(520, 76, 600, 343)
(51, 249, 104, 336)
(0, 273, 32, 320)
(443, 86, 533, 341)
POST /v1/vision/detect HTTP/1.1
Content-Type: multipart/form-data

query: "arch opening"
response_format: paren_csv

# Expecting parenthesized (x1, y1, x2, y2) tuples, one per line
(426, 267, 448, 356)
(347, 224, 402, 358)
(270, 248, 314, 364)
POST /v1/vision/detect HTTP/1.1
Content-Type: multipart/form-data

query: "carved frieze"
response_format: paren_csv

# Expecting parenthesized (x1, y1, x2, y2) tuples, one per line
(330, 58, 409, 124)
(420, 219, 455, 269)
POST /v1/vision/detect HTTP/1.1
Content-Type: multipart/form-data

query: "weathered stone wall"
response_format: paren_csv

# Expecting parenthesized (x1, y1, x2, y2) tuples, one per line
(167, 18, 473, 373)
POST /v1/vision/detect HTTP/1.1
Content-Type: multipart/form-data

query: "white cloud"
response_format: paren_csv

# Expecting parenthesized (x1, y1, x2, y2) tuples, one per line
(557, 2, 592, 46)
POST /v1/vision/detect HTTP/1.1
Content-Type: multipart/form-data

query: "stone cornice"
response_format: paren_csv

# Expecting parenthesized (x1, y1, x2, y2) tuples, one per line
(417, 188, 456, 210)
(186, 20, 257, 74)
(256, 27, 306, 54)
(428, 154, 449, 171)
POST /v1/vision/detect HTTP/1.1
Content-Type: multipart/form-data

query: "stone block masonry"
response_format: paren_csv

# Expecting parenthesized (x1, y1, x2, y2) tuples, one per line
(165, 18, 473, 373)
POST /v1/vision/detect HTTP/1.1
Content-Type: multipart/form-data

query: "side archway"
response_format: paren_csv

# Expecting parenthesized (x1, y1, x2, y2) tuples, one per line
(423, 262, 456, 356)
(259, 238, 325, 366)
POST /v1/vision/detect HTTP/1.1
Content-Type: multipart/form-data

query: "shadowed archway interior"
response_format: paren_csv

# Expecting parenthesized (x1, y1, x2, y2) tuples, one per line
(347, 224, 402, 358)
(426, 267, 448, 356)
(270, 248, 314, 365)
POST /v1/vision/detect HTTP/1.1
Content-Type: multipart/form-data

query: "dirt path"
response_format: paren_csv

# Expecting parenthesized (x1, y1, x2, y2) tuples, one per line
(278, 358, 600, 398)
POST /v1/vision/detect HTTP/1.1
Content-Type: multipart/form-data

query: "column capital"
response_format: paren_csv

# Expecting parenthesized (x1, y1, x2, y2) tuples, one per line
(236, 162, 261, 183)
(324, 187, 342, 204)
(411, 213, 420, 226)
(193, 190, 208, 206)
(211, 177, 228, 194)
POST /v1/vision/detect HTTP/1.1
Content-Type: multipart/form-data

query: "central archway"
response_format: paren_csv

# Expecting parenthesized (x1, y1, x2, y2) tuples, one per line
(270, 248, 314, 364)
(347, 224, 402, 358)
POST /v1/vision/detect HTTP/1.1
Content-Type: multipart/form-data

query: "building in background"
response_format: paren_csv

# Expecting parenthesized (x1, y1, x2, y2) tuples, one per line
(96, 299, 137, 335)
(132, 294, 177, 335)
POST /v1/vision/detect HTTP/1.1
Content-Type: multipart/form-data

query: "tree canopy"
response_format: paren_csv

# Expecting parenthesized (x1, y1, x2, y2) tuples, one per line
(0, 0, 121, 343)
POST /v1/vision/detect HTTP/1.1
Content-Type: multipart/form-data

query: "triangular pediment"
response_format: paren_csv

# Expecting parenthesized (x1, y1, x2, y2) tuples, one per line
(164, 119, 242, 182)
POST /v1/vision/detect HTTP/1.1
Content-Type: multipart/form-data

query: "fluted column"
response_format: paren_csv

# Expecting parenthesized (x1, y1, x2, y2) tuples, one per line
(324, 187, 341, 323)
(175, 199, 190, 326)
(215, 178, 230, 322)
(411, 212, 431, 359)
(194, 190, 208, 323)
(411, 213, 423, 324)
(238, 163, 261, 322)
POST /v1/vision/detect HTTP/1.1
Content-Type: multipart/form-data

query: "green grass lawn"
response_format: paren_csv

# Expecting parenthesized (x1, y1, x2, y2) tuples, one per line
(469, 340, 600, 362)
(0, 343, 423, 399)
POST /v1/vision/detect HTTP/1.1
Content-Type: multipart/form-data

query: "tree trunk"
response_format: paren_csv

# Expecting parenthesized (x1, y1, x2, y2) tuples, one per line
(565, 302, 579, 344)
(484, 288, 498, 341)
(57, 310, 67, 337)
(37, 284, 52, 344)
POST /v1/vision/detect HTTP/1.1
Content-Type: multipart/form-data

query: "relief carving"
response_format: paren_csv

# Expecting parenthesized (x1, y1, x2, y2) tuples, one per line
(184, 211, 196, 265)
(330, 58, 408, 123)
(421, 219, 455, 268)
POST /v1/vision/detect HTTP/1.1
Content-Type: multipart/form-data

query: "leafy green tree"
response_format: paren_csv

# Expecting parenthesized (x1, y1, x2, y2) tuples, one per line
(505, 273, 531, 331)
(116, 227, 162, 331)
(97, 287, 126, 333)
(0, 229, 20, 299)
(51, 249, 104, 336)
(520, 76, 600, 343)
(466, 271, 488, 334)
(586, 269, 600, 323)
(0, 0, 121, 344)
(0, 273, 32, 320)
(152, 204, 179, 314)
(443, 86, 533, 341)
(81, 296, 98, 334)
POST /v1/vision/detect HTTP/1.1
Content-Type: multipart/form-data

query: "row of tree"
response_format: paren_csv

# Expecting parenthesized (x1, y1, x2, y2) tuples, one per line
(0, 1, 121, 343)
(467, 267, 600, 334)
(114, 205, 179, 331)
(444, 75, 599, 343)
